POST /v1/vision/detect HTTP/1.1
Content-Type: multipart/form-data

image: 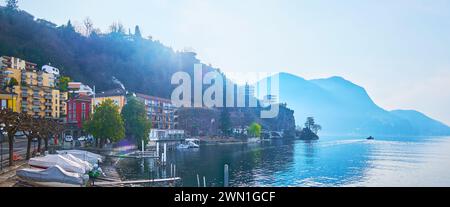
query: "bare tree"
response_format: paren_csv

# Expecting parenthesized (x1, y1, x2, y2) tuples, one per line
(83, 17, 94, 37)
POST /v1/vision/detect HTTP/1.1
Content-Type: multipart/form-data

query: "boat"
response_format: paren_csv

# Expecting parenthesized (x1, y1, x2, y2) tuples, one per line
(247, 137, 262, 143)
(367, 136, 375, 140)
(177, 139, 200, 149)
(57, 150, 103, 164)
(16, 165, 89, 187)
(29, 154, 88, 174)
(61, 154, 94, 172)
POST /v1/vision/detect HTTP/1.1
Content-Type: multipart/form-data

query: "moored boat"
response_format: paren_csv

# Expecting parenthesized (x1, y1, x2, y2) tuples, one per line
(29, 154, 88, 174)
(17, 165, 89, 187)
(57, 150, 103, 164)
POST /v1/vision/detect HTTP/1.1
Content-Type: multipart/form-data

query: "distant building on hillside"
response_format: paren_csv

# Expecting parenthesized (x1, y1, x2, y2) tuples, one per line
(92, 88, 127, 112)
(41, 65, 60, 76)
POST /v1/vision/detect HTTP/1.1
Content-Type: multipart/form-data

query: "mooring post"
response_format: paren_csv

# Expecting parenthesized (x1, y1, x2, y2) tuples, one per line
(163, 143, 167, 165)
(203, 176, 206, 187)
(224, 164, 229, 187)
(197, 174, 200, 187)
(156, 142, 160, 157)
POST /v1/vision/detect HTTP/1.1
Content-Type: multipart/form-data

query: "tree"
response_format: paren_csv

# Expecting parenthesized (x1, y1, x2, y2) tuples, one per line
(248, 122, 262, 138)
(134, 25, 142, 39)
(121, 97, 151, 149)
(304, 117, 322, 134)
(4, 77, 18, 92)
(219, 108, 231, 136)
(59, 76, 71, 92)
(21, 115, 38, 160)
(83, 17, 94, 37)
(109, 22, 125, 35)
(84, 99, 125, 148)
(5, 0, 18, 11)
(0, 109, 26, 166)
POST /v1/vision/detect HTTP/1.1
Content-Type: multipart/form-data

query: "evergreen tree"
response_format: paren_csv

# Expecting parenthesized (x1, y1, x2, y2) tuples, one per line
(134, 25, 142, 39)
(6, 0, 19, 11)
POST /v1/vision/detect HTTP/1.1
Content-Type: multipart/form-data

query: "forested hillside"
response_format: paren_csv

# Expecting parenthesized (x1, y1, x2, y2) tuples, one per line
(0, 6, 215, 98)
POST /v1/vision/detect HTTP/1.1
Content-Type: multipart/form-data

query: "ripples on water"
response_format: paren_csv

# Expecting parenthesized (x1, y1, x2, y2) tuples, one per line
(117, 136, 450, 187)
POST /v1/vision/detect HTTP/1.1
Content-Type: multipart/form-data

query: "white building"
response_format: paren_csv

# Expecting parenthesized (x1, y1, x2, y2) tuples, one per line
(68, 82, 94, 96)
(42, 65, 60, 76)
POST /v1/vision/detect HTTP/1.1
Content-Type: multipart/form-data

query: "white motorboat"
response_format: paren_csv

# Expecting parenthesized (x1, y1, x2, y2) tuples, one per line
(29, 155, 88, 174)
(57, 150, 103, 164)
(177, 139, 200, 149)
(247, 137, 262, 143)
(61, 154, 94, 172)
(17, 165, 89, 186)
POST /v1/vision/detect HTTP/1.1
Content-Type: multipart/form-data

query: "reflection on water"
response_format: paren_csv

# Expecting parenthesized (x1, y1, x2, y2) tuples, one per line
(117, 136, 450, 187)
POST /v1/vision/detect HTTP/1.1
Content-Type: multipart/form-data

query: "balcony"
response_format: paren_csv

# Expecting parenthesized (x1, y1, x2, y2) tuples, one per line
(32, 100, 41, 106)
(45, 109, 53, 113)
(45, 102, 52, 106)
(32, 108, 41, 113)
(33, 93, 40, 98)
(44, 95, 52, 99)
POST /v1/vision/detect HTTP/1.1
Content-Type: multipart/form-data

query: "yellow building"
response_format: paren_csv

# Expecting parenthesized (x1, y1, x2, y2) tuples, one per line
(0, 91, 18, 112)
(92, 88, 127, 112)
(0, 56, 66, 119)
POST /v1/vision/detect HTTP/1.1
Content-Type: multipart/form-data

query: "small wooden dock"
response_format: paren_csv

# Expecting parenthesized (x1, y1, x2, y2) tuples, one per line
(93, 177, 181, 187)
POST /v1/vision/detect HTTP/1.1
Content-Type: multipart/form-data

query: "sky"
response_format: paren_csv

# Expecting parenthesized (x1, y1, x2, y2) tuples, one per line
(13, 0, 450, 125)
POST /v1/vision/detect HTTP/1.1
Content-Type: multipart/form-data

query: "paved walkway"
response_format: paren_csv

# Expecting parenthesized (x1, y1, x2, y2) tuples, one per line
(0, 161, 27, 187)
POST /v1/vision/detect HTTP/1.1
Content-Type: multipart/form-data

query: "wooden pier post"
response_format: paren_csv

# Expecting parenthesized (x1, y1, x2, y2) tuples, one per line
(224, 164, 229, 187)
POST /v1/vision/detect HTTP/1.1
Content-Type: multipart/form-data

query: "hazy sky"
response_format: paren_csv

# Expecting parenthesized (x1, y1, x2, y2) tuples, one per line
(14, 0, 450, 125)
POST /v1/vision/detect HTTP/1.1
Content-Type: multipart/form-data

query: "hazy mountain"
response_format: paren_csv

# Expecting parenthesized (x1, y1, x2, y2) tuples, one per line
(0, 7, 215, 98)
(259, 72, 450, 136)
(391, 110, 450, 136)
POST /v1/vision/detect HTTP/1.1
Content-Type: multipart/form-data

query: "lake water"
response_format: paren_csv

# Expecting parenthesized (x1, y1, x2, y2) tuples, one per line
(116, 136, 450, 187)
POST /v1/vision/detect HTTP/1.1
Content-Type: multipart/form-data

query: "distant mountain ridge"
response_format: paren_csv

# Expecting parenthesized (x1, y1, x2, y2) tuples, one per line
(259, 72, 450, 136)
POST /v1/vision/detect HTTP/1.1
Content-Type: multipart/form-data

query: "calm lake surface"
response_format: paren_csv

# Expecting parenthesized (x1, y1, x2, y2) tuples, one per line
(116, 136, 450, 187)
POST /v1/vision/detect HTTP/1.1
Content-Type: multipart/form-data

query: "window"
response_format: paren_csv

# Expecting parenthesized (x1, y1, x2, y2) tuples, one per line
(1, 100, 7, 109)
(81, 103, 86, 121)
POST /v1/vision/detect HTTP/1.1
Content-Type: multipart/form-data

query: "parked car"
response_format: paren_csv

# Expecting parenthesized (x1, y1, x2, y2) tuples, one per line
(77, 136, 87, 142)
(64, 135, 74, 142)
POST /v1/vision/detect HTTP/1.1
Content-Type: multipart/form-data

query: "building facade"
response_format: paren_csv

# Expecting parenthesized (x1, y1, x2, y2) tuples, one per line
(0, 56, 67, 119)
(66, 95, 91, 137)
(92, 88, 127, 112)
(0, 90, 18, 112)
(136, 93, 179, 130)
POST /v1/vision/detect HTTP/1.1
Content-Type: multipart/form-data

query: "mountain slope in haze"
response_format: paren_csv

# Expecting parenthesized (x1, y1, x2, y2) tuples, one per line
(391, 110, 450, 136)
(0, 7, 215, 98)
(259, 73, 450, 136)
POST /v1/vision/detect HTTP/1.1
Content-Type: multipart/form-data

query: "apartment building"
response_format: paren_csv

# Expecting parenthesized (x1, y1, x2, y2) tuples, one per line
(0, 56, 67, 119)
(92, 88, 127, 112)
(136, 93, 178, 130)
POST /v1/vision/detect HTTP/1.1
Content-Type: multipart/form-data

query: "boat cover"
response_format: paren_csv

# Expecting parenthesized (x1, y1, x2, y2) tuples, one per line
(17, 165, 89, 186)
(29, 155, 87, 174)
(61, 154, 94, 171)
(57, 150, 103, 164)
